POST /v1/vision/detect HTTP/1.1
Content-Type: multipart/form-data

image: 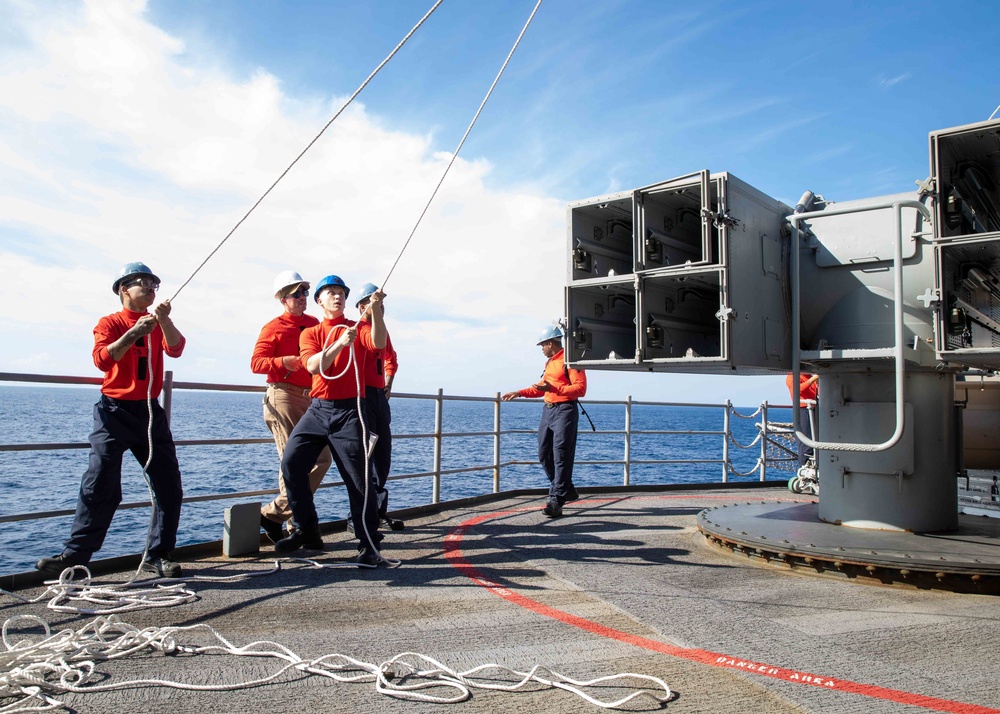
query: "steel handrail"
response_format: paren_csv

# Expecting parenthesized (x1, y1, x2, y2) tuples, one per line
(0, 371, 783, 523)
(789, 198, 932, 453)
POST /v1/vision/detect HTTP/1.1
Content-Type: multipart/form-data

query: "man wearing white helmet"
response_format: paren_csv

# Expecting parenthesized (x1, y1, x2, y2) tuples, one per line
(251, 271, 333, 543)
(36, 262, 186, 578)
(502, 323, 587, 517)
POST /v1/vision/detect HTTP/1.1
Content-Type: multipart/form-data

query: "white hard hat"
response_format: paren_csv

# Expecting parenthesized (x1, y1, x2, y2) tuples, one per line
(273, 270, 309, 299)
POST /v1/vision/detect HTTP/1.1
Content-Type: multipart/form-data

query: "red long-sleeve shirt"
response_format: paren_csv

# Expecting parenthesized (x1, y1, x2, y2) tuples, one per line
(250, 312, 319, 389)
(518, 349, 587, 404)
(786, 373, 818, 407)
(300, 316, 377, 400)
(362, 330, 397, 389)
(93, 309, 185, 400)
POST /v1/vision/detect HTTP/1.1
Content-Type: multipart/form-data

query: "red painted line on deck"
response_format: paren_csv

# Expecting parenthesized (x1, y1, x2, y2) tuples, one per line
(443, 495, 998, 714)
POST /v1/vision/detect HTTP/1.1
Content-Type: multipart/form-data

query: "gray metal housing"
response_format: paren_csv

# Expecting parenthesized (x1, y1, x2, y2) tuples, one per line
(565, 171, 792, 374)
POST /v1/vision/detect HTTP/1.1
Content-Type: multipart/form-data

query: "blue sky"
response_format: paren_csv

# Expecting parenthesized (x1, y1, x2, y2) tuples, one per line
(1, 0, 999, 404)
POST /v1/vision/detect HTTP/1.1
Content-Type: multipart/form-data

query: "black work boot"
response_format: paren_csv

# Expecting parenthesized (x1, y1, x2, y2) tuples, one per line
(260, 514, 284, 544)
(351, 547, 380, 568)
(35, 551, 89, 576)
(380, 516, 405, 531)
(275, 527, 324, 553)
(141, 555, 182, 578)
(542, 500, 563, 518)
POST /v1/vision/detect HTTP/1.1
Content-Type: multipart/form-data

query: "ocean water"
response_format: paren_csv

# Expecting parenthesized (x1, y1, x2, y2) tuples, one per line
(0, 386, 788, 575)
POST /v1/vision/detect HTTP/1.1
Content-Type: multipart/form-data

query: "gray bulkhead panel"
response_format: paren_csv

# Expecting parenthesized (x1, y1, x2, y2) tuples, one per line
(566, 172, 792, 373)
(796, 192, 936, 357)
(930, 119, 1000, 369)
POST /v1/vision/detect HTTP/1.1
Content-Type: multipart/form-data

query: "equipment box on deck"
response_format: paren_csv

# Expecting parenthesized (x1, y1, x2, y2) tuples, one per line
(565, 171, 791, 373)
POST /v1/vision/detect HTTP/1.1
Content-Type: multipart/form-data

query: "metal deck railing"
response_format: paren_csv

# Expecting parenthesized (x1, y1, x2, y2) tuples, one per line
(0, 371, 796, 525)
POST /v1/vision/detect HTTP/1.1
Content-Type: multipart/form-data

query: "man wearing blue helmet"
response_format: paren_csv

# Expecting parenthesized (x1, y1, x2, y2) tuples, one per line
(502, 323, 587, 517)
(355, 283, 403, 531)
(274, 274, 388, 566)
(36, 262, 186, 578)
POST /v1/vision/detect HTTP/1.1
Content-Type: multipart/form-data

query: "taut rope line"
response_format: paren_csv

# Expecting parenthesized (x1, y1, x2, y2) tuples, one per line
(377, 0, 544, 294)
(168, 0, 444, 302)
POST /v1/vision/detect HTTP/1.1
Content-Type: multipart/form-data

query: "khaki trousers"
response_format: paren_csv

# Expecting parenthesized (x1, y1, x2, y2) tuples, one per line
(261, 385, 332, 525)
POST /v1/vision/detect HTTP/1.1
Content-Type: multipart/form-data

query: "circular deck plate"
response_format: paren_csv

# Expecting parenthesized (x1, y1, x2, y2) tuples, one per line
(697, 500, 1000, 593)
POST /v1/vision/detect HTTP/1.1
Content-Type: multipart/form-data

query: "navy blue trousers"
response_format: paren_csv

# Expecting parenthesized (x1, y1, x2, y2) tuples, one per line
(538, 402, 579, 503)
(281, 398, 382, 551)
(364, 386, 392, 517)
(64, 395, 183, 560)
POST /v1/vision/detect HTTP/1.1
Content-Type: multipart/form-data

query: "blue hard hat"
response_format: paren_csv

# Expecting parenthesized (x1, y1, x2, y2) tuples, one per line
(112, 262, 159, 294)
(536, 323, 564, 345)
(355, 282, 381, 306)
(313, 274, 350, 302)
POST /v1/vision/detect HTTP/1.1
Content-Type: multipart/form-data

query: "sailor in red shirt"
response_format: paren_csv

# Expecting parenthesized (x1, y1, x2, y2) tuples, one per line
(251, 271, 333, 543)
(354, 283, 403, 531)
(502, 323, 587, 517)
(786, 372, 819, 466)
(275, 275, 387, 567)
(36, 262, 186, 578)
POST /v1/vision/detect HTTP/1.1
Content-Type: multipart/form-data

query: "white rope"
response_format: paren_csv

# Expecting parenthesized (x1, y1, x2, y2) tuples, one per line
(726, 458, 764, 478)
(378, 0, 543, 293)
(727, 430, 762, 450)
(0, 558, 381, 618)
(0, 615, 672, 710)
(727, 403, 764, 419)
(168, 0, 444, 302)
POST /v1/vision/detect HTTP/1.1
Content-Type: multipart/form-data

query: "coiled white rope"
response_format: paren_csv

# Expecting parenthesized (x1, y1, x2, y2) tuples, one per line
(1, 556, 394, 618)
(0, 614, 672, 711)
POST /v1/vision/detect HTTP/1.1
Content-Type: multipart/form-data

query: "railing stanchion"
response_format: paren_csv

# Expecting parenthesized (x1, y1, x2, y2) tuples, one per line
(432, 388, 444, 504)
(163, 370, 174, 425)
(624, 395, 632, 486)
(723, 401, 731, 483)
(760, 401, 768, 482)
(493, 392, 501, 493)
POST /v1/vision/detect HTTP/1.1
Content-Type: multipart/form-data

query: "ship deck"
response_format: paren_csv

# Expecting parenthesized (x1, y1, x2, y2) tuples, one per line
(4, 485, 999, 714)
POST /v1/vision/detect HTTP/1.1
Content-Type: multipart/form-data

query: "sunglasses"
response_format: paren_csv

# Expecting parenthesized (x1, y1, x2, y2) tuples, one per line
(285, 287, 309, 299)
(125, 277, 160, 290)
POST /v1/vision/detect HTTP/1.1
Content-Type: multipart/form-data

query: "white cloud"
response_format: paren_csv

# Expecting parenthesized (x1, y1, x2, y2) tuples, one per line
(0, 0, 788, 406)
(0, 0, 571, 397)
(876, 72, 911, 90)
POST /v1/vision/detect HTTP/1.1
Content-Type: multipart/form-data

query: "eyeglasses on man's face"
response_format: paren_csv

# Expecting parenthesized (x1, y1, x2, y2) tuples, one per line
(285, 287, 309, 299)
(125, 277, 160, 291)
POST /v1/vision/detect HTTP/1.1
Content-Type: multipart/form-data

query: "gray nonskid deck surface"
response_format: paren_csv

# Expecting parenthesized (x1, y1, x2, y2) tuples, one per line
(4, 487, 998, 713)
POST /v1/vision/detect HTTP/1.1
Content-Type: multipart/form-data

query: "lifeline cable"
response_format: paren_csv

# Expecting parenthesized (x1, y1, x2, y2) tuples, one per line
(168, 0, 444, 302)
